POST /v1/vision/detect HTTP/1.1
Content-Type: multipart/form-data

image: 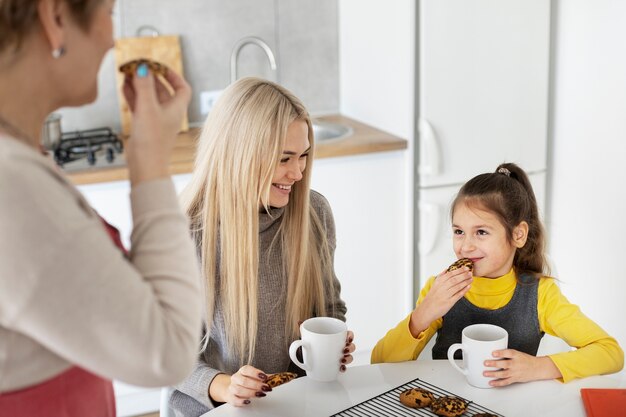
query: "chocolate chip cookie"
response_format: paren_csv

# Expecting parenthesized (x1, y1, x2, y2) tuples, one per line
(119, 58, 168, 77)
(430, 396, 468, 417)
(447, 258, 474, 272)
(265, 372, 298, 388)
(399, 387, 435, 408)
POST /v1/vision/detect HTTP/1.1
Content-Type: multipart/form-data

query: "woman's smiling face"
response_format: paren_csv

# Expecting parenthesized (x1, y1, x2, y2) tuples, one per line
(268, 119, 310, 208)
(451, 201, 520, 278)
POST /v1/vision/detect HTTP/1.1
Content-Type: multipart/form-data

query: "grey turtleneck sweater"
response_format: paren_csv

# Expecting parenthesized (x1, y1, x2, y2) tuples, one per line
(170, 190, 347, 416)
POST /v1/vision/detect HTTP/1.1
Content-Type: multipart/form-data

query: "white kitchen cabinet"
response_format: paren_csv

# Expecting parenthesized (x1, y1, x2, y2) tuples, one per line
(419, 0, 550, 188)
(338, 0, 416, 357)
(78, 180, 132, 245)
(311, 150, 409, 362)
(78, 174, 193, 247)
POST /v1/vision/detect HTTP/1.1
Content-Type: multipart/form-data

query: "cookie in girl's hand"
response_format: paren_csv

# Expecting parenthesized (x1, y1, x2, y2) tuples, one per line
(446, 258, 474, 273)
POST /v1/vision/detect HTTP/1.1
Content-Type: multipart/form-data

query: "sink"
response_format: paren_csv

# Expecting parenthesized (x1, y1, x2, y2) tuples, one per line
(312, 121, 353, 141)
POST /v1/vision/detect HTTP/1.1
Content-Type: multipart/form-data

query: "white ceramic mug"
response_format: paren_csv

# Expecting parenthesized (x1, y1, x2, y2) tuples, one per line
(289, 317, 347, 382)
(447, 324, 508, 388)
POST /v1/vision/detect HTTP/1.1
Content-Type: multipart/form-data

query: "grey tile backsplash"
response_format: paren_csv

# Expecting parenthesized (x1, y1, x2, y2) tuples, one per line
(58, 0, 339, 133)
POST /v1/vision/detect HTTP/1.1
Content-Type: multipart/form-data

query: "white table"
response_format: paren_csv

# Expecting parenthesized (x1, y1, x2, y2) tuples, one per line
(204, 360, 626, 417)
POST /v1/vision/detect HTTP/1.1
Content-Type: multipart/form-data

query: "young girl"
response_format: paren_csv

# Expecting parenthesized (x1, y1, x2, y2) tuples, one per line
(171, 77, 355, 415)
(372, 163, 623, 386)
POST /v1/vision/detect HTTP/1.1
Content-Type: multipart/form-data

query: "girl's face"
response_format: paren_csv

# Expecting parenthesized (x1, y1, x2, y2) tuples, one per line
(451, 202, 527, 278)
(269, 119, 310, 208)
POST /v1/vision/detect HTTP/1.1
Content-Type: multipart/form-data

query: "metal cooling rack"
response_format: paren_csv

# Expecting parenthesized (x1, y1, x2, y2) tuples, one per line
(331, 377, 504, 416)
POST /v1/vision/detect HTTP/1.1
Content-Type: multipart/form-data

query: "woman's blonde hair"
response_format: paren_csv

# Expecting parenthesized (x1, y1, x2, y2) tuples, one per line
(180, 77, 333, 364)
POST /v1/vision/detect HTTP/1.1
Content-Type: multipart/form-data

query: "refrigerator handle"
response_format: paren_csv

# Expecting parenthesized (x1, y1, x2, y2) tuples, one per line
(418, 202, 440, 256)
(418, 118, 442, 176)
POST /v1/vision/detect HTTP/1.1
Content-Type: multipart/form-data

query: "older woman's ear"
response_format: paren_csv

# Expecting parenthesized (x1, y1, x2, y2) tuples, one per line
(37, 0, 68, 57)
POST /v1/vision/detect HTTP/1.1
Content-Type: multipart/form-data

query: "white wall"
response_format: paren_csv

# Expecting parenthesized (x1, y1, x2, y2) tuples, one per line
(338, 0, 415, 320)
(549, 0, 626, 349)
(339, 0, 415, 140)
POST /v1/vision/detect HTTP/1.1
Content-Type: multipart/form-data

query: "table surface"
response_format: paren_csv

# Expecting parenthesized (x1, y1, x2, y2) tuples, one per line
(203, 360, 626, 417)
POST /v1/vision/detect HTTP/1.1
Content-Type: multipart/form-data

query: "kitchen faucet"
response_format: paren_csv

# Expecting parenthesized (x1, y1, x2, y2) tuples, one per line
(230, 36, 278, 84)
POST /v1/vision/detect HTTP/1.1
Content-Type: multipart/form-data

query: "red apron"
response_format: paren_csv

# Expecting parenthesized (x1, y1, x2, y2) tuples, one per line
(0, 218, 127, 416)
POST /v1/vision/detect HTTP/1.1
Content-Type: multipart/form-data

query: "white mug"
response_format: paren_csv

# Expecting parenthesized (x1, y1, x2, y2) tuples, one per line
(289, 317, 347, 382)
(447, 324, 508, 388)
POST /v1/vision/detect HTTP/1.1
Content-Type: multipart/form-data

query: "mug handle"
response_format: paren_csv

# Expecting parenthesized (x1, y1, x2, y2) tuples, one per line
(447, 343, 468, 376)
(289, 340, 310, 372)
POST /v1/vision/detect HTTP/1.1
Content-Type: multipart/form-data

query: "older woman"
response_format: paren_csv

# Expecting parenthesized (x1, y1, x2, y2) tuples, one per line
(171, 78, 356, 416)
(0, 0, 202, 415)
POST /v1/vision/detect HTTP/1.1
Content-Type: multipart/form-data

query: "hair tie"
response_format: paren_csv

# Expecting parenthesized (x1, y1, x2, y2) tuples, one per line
(497, 167, 511, 177)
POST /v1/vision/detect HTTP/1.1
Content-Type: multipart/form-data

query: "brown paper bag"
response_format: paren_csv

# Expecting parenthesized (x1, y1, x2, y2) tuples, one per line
(114, 35, 188, 135)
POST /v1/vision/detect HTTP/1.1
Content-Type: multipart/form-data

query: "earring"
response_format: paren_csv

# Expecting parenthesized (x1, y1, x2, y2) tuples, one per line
(52, 46, 66, 59)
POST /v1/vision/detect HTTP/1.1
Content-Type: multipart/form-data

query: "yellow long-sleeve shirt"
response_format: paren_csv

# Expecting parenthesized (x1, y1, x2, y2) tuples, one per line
(371, 269, 624, 383)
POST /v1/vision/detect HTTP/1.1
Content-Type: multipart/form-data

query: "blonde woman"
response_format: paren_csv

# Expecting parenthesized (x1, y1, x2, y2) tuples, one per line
(171, 77, 355, 415)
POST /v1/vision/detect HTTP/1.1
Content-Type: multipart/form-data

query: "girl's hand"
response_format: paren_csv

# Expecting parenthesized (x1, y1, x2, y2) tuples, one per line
(122, 65, 192, 186)
(208, 365, 272, 407)
(340, 331, 356, 372)
(483, 349, 562, 386)
(409, 268, 472, 337)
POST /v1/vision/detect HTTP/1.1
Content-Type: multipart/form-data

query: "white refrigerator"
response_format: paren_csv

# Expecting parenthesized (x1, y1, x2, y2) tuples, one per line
(416, 0, 551, 290)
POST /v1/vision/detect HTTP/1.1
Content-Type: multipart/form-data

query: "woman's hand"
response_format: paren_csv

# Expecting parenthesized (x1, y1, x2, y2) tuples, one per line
(483, 349, 562, 386)
(208, 365, 272, 407)
(340, 331, 356, 372)
(409, 267, 472, 337)
(122, 64, 192, 186)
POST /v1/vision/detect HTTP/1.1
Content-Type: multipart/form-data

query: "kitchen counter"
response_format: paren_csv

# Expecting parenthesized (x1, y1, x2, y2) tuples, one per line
(66, 115, 407, 185)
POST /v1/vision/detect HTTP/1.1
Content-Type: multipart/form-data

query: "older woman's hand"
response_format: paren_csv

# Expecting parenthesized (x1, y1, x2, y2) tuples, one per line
(340, 331, 356, 372)
(122, 64, 192, 186)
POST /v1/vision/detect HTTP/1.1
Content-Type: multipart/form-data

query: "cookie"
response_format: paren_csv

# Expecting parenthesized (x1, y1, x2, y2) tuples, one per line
(430, 396, 468, 417)
(265, 372, 298, 388)
(399, 387, 435, 408)
(472, 413, 499, 417)
(119, 58, 168, 77)
(447, 258, 474, 272)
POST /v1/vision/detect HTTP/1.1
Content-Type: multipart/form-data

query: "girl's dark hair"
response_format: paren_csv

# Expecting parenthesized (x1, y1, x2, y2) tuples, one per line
(0, 0, 102, 54)
(451, 162, 549, 277)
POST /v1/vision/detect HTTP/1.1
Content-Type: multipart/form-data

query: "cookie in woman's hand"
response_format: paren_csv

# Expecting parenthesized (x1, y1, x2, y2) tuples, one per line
(119, 58, 168, 77)
(446, 258, 474, 273)
(265, 372, 298, 388)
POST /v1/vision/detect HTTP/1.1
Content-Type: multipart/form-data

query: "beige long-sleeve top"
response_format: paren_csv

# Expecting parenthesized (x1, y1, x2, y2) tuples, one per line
(0, 134, 203, 392)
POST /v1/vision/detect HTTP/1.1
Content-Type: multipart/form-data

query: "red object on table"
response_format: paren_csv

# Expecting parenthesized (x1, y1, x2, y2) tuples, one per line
(580, 388, 626, 417)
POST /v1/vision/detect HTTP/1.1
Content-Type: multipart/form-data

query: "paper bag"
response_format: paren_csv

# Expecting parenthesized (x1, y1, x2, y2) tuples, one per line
(114, 35, 188, 135)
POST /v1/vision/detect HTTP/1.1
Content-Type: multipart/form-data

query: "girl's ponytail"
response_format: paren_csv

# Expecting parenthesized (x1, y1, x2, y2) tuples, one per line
(496, 163, 548, 277)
